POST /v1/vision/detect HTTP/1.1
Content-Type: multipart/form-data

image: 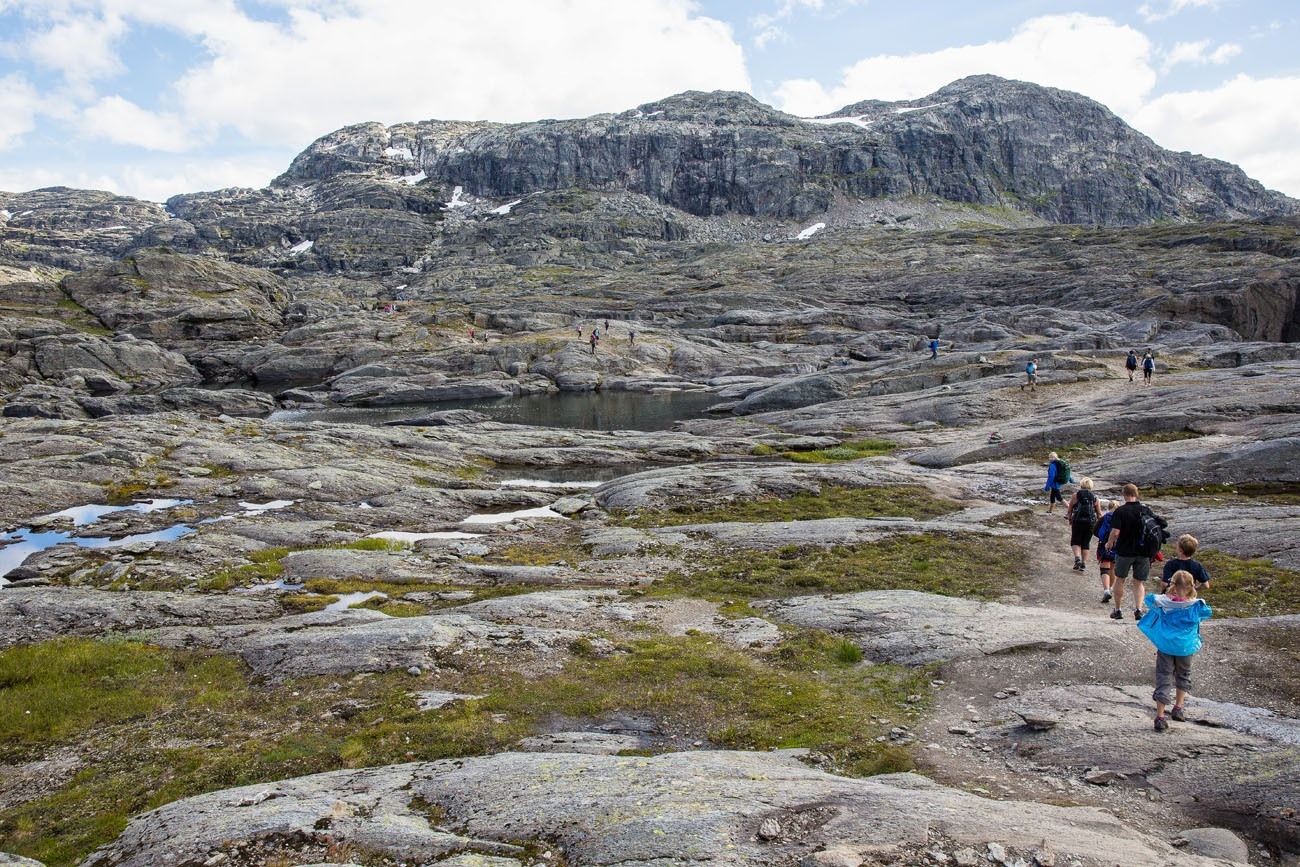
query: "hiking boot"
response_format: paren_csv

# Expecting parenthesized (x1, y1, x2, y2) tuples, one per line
(1110, 609, 1123, 620)
(1170, 706, 1186, 722)
(1154, 716, 1168, 732)
(1134, 609, 1144, 620)
(1073, 557, 1084, 571)
(1101, 590, 1112, 603)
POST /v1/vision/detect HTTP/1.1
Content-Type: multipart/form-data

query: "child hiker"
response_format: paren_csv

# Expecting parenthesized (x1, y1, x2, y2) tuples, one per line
(1138, 570, 1212, 732)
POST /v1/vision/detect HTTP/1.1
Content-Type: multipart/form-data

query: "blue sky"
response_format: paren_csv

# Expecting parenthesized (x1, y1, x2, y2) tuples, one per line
(1, 0, 1297, 202)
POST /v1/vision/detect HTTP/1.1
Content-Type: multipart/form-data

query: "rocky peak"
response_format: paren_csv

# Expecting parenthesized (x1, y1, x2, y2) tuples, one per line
(621, 90, 798, 126)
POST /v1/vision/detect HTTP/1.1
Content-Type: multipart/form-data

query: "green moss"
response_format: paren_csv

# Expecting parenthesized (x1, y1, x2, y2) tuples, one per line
(657, 533, 1019, 601)
(280, 593, 336, 613)
(1196, 549, 1300, 618)
(336, 538, 411, 553)
(750, 443, 778, 456)
(1147, 482, 1300, 506)
(0, 633, 926, 865)
(199, 547, 289, 591)
(617, 484, 960, 528)
(783, 438, 896, 464)
(352, 597, 427, 617)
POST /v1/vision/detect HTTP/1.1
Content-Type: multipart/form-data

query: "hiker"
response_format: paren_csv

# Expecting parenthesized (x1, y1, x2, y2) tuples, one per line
(1043, 451, 1069, 513)
(469, 327, 475, 341)
(1066, 478, 1100, 571)
(1143, 351, 1155, 385)
(629, 330, 636, 345)
(1095, 499, 1118, 603)
(1104, 482, 1168, 620)
(605, 319, 610, 332)
(589, 331, 598, 356)
(1161, 534, 1212, 591)
(929, 337, 939, 359)
(1139, 570, 1212, 731)
(1021, 358, 1037, 391)
(1125, 350, 1138, 382)
(577, 325, 582, 337)
(987, 431, 1004, 444)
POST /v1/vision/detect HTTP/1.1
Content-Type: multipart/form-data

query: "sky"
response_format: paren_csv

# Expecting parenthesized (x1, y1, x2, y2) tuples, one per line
(0, 0, 1297, 203)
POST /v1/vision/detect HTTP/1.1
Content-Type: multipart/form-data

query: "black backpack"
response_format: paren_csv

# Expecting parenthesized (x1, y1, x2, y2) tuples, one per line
(1138, 504, 1169, 557)
(1073, 490, 1097, 526)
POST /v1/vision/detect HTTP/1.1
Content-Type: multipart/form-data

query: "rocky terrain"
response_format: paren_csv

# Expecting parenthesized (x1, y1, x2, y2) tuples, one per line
(2, 76, 1300, 867)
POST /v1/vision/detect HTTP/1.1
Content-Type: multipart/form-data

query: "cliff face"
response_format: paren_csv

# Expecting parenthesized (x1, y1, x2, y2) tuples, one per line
(266, 76, 1297, 224)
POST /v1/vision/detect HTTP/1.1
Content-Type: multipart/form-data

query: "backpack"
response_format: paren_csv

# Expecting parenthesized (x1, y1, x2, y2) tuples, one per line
(1126, 354, 1137, 369)
(1143, 356, 1154, 371)
(1138, 504, 1170, 558)
(1073, 489, 1097, 526)
(1052, 457, 1071, 486)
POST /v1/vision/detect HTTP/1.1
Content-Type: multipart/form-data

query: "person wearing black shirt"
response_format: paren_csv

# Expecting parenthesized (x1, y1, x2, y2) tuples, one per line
(1162, 534, 1211, 590)
(1106, 483, 1150, 621)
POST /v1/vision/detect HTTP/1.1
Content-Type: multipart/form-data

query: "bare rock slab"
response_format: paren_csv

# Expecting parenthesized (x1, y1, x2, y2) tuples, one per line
(761, 590, 1114, 665)
(83, 751, 1229, 867)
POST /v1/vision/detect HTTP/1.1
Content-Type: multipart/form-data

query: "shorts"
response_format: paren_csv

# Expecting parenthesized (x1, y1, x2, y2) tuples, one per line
(1114, 555, 1150, 582)
(1097, 546, 1116, 565)
(1154, 652, 1193, 704)
(1048, 487, 1064, 505)
(1069, 521, 1094, 549)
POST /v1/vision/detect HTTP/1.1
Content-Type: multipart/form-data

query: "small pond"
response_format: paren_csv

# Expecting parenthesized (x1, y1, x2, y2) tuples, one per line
(269, 389, 723, 431)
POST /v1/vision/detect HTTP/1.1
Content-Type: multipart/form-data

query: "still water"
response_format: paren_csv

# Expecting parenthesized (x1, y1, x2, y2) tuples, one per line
(269, 389, 722, 431)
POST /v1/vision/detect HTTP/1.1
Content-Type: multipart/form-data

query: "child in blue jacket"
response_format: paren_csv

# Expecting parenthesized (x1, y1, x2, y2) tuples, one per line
(1138, 570, 1212, 731)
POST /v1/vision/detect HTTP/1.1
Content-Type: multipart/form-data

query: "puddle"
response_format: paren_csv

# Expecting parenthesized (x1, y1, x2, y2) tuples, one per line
(237, 578, 305, 593)
(239, 500, 295, 515)
(461, 506, 567, 525)
(326, 590, 387, 612)
(38, 498, 192, 527)
(497, 479, 603, 490)
(366, 530, 484, 543)
(0, 524, 196, 584)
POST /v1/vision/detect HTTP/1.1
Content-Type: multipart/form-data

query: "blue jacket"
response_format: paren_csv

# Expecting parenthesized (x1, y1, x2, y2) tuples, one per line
(1043, 460, 1059, 491)
(1138, 593, 1212, 656)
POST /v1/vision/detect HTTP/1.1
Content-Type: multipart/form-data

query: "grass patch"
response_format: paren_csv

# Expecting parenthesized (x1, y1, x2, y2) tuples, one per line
(352, 597, 427, 617)
(656, 533, 1020, 601)
(1056, 430, 1202, 463)
(199, 546, 289, 591)
(1197, 549, 1300, 617)
(1146, 482, 1300, 506)
(280, 593, 336, 613)
(0, 633, 926, 865)
(750, 443, 778, 456)
(783, 438, 896, 464)
(335, 538, 412, 553)
(616, 484, 960, 529)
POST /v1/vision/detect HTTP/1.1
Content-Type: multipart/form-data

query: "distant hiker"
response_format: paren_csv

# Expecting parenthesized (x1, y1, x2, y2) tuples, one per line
(589, 332, 598, 356)
(987, 431, 1004, 444)
(1021, 358, 1038, 391)
(1095, 499, 1118, 603)
(929, 338, 939, 360)
(629, 330, 636, 345)
(1139, 570, 1212, 731)
(1143, 352, 1155, 384)
(1126, 350, 1139, 382)
(1067, 478, 1100, 571)
(1161, 534, 1211, 591)
(1043, 451, 1069, 513)
(605, 319, 610, 331)
(577, 325, 583, 337)
(1105, 483, 1169, 620)
(469, 327, 475, 341)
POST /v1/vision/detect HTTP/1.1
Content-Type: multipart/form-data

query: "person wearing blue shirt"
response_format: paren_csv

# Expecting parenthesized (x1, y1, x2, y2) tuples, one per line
(929, 338, 939, 359)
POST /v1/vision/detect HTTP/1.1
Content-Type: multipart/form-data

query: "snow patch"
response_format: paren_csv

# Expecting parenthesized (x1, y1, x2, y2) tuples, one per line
(796, 222, 826, 240)
(447, 186, 469, 208)
(289, 239, 314, 255)
(239, 499, 295, 515)
(400, 256, 428, 274)
(894, 104, 940, 114)
(461, 506, 566, 525)
(367, 530, 484, 543)
(491, 199, 523, 215)
(99, 224, 129, 231)
(18, 210, 33, 217)
(383, 145, 414, 160)
(0, 210, 12, 221)
(801, 115, 873, 130)
(498, 479, 602, 489)
(397, 171, 427, 186)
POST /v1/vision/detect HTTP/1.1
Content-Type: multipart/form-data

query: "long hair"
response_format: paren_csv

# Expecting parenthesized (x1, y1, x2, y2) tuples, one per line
(1169, 570, 1198, 599)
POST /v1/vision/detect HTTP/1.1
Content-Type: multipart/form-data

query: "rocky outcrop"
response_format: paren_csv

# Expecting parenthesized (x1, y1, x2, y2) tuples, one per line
(762, 590, 1115, 664)
(0, 187, 167, 271)
(82, 750, 1231, 867)
(62, 248, 289, 344)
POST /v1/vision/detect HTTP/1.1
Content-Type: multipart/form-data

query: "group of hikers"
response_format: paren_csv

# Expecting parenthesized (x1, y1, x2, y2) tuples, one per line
(1043, 452, 1212, 731)
(576, 319, 636, 355)
(1020, 349, 1157, 391)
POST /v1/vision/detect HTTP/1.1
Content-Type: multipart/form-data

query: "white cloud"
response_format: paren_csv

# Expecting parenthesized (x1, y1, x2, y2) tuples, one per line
(163, 0, 749, 147)
(82, 96, 195, 151)
(0, 74, 40, 150)
(751, 0, 825, 49)
(0, 154, 289, 202)
(773, 14, 1156, 117)
(1132, 73, 1300, 197)
(1161, 39, 1241, 71)
(1139, 0, 1220, 23)
(20, 6, 128, 92)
